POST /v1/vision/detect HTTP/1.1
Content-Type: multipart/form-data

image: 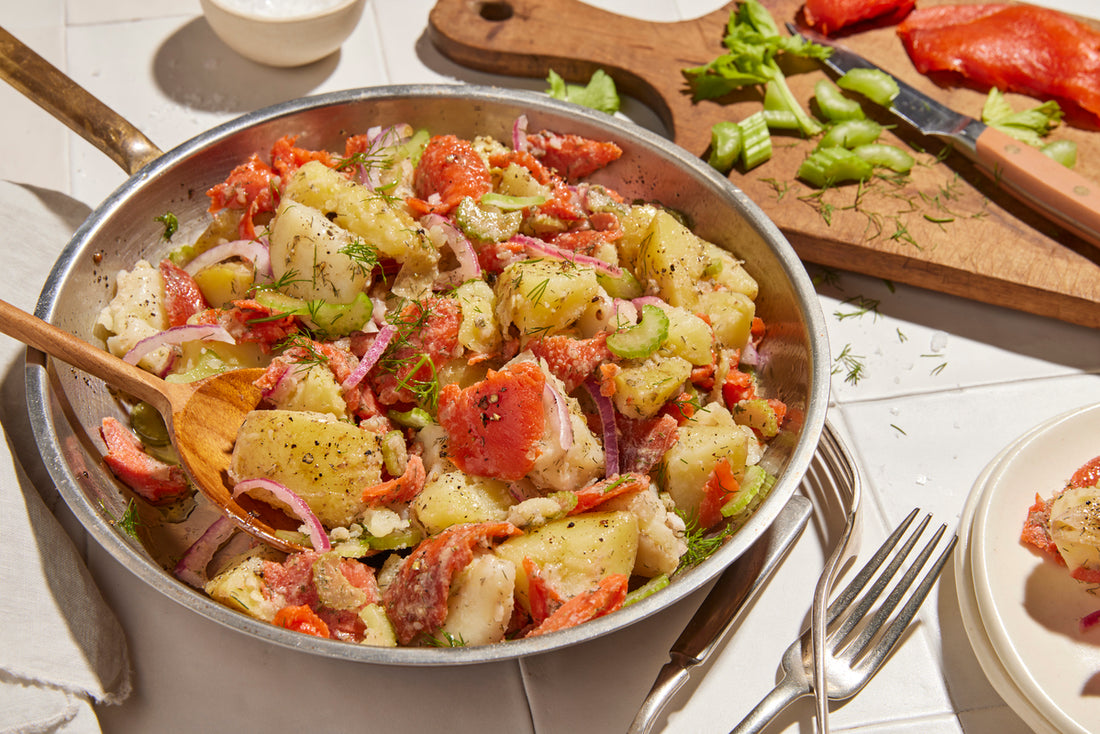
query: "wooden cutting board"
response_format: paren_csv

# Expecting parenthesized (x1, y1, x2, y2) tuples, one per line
(428, 0, 1100, 329)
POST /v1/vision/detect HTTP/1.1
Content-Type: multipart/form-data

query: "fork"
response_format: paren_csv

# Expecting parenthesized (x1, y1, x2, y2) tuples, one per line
(809, 424, 863, 733)
(731, 508, 958, 734)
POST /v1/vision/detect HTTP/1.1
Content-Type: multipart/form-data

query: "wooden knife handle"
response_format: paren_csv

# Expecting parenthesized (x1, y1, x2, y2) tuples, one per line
(975, 125, 1100, 250)
(427, 0, 734, 151)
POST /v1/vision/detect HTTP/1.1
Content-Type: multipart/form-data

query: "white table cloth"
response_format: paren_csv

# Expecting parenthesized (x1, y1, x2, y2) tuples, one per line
(0, 2, 1097, 732)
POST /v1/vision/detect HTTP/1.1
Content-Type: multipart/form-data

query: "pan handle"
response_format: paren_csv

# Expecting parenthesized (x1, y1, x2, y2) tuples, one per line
(0, 26, 161, 175)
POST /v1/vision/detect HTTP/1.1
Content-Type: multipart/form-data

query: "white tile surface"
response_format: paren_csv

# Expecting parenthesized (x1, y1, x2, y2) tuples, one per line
(0, 0, 1098, 732)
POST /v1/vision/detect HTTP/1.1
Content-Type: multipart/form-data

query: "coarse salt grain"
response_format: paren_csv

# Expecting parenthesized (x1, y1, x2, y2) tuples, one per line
(217, 0, 348, 18)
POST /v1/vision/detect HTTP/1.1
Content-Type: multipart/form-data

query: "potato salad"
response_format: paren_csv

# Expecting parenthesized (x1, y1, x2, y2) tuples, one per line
(94, 118, 790, 647)
(1022, 455, 1100, 585)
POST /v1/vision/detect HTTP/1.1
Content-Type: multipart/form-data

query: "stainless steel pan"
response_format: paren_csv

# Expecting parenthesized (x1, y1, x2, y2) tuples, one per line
(4, 28, 830, 664)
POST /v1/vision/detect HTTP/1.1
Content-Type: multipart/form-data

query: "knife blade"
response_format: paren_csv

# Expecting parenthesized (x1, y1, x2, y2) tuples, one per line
(627, 494, 813, 734)
(787, 22, 1100, 251)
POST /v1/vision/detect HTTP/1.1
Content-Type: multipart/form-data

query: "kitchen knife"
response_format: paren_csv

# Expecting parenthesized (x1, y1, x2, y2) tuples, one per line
(627, 493, 813, 734)
(787, 22, 1100, 251)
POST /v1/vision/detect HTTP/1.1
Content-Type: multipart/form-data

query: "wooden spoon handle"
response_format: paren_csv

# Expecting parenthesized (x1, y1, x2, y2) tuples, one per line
(0, 297, 171, 412)
(427, 0, 733, 151)
(0, 26, 161, 175)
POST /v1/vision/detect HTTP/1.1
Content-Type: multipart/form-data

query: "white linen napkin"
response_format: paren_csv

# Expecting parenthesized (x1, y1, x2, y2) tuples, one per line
(0, 421, 131, 732)
(0, 180, 130, 732)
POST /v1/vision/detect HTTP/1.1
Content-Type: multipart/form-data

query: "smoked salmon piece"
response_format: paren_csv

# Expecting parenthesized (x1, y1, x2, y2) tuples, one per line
(436, 360, 546, 481)
(100, 416, 190, 504)
(804, 0, 914, 36)
(898, 5, 1100, 124)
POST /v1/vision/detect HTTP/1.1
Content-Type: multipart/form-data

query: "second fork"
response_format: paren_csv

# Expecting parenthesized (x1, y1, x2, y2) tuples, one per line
(730, 508, 958, 734)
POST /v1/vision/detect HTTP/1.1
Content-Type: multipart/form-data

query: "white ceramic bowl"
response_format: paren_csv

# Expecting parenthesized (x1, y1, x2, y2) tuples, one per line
(200, 0, 366, 67)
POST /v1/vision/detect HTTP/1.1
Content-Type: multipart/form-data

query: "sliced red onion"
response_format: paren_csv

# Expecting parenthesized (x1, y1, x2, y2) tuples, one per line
(232, 478, 330, 552)
(740, 339, 760, 368)
(124, 324, 235, 366)
(512, 234, 622, 277)
(584, 377, 619, 478)
(183, 238, 272, 278)
(423, 213, 481, 281)
(174, 516, 236, 589)
(340, 324, 397, 391)
(512, 115, 529, 152)
(1082, 608, 1100, 632)
(544, 382, 574, 452)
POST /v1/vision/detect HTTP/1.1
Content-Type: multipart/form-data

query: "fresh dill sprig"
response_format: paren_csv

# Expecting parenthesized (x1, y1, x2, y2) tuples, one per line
(101, 498, 142, 539)
(832, 343, 865, 385)
(423, 630, 467, 647)
(834, 295, 880, 321)
(675, 510, 733, 571)
(155, 212, 179, 241)
(339, 239, 380, 279)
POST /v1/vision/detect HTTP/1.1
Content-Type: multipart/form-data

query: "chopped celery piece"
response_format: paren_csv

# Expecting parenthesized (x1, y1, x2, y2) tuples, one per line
(837, 68, 899, 107)
(762, 109, 801, 130)
(797, 146, 874, 188)
(596, 268, 644, 300)
(389, 406, 433, 428)
(681, 0, 829, 137)
(253, 289, 373, 338)
(363, 527, 422, 551)
(851, 143, 914, 173)
(456, 196, 523, 242)
(982, 88, 1063, 148)
(479, 192, 547, 211)
(720, 464, 775, 520)
(623, 574, 670, 607)
(813, 79, 865, 122)
(606, 304, 670, 359)
(707, 121, 743, 174)
(1042, 139, 1077, 168)
(818, 119, 883, 149)
(546, 68, 621, 115)
(739, 112, 772, 170)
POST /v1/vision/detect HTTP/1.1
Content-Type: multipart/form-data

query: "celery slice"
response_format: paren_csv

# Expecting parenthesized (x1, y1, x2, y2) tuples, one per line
(1041, 139, 1077, 169)
(813, 79, 865, 122)
(837, 68, 899, 107)
(762, 109, 801, 130)
(818, 119, 883, 150)
(623, 574, 670, 607)
(797, 146, 874, 188)
(739, 112, 772, 170)
(606, 304, 670, 359)
(707, 121, 743, 174)
(596, 268, 644, 300)
(720, 464, 776, 520)
(851, 143, 914, 173)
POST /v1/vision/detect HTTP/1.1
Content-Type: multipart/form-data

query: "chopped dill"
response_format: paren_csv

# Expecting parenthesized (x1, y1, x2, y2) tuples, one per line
(101, 498, 142, 539)
(896, 328, 908, 342)
(424, 630, 467, 647)
(155, 212, 179, 241)
(675, 510, 732, 571)
(253, 268, 308, 293)
(832, 343, 865, 385)
(891, 424, 907, 435)
(339, 239, 381, 279)
(759, 177, 791, 201)
(834, 295, 880, 321)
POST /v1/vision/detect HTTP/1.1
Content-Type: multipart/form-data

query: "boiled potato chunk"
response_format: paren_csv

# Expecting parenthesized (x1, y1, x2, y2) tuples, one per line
(495, 511, 639, 613)
(282, 160, 431, 265)
(697, 289, 755, 351)
(266, 364, 349, 420)
(661, 404, 751, 521)
(657, 305, 714, 366)
(703, 243, 759, 299)
(268, 199, 369, 304)
(637, 210, 709, 308)
(612, 354, 692, 420)
(192, 260, 254, 307)
(495, 258, 599, 340)
(455, 279, 502, 355)
(205, 552, 280, 622)
(412, 470, 515, 535)
(1050, 485, 1100, 574)
(440, 554, 516, 646)
(616, 203, 660, 271)
(232, 410, 383, 528)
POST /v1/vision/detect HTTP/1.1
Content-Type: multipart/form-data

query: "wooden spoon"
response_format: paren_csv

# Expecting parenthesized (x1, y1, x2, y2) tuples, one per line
(0, 297, 308, 553)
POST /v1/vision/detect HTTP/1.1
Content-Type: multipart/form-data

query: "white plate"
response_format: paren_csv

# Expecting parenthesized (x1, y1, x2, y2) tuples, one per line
(964, 402, 1100, 734)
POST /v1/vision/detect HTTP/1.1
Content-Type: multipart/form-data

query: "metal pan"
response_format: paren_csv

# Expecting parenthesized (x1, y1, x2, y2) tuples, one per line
(5, 29, 830, 664)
